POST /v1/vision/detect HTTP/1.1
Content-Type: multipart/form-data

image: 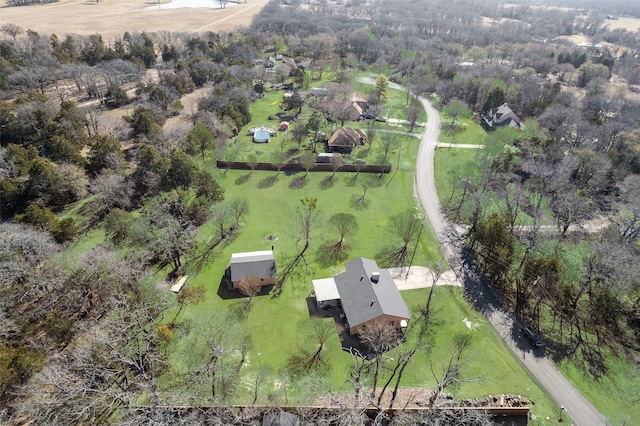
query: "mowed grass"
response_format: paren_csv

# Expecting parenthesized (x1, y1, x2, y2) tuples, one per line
(558, 351, 640, 424)
(439, 116, 487, 145)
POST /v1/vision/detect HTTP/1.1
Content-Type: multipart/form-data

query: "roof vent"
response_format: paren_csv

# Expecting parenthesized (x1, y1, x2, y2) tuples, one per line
(371, 272, 380, 283)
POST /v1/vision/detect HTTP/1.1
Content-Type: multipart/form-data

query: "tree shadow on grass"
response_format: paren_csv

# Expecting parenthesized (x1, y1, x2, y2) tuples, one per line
(316, 243, 349, 268)
(319, 175, 335, 189)
(345, 174, 359, 187)
(289, 175, 307, 189)
(235, 173, 252, 185)
(350, 193, 369, 210)
(258, 174, 278, 188)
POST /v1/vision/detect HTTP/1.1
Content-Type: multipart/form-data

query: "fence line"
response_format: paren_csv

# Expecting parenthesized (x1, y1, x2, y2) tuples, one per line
(216, 161, 391, 174)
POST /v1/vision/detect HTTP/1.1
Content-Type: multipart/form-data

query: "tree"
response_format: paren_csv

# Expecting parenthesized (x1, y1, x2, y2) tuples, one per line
(299, 151, 316, 177)
(291, 123, 309, 148)
(277, 198, 321, 291)
(317, 213, 357, 263)
(162, 151, 198, 191)
(373, 74, 389, 103)
(229, 198, 249, 228)
(86, 134, 125, 176)
(176, 314, 249, 405)
(443, 99, 471, 140)
(26, 286, 173, 424)
(406, 100, 422, 132)
(428, 332, 475, 407)
(194, 170, 224, 202)
(359, 320, 402, 401)
(104, 208, 135, 246)
(352, 174, 376, 210)
(50, 163, 88, 207)
(187, 120, 214, 162)
(235, 275, 264, 307)
(84, 173, 133, 220)
(575, 62, 610, 88)
(379, 132, 399, 165)
(1, 23, 23, 43)
(305, 110, 325, 143)
(379, 211, 422, 268)
(171, 285, 206, 325)
(283, 91, 304, 114)
(247, 153, 258, 174)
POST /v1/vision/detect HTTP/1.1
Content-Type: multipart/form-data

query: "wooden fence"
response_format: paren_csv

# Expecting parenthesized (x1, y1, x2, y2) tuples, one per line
(216, 161, 391, 174)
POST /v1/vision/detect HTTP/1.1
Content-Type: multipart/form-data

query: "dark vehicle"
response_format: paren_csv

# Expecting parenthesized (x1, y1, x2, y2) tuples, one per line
(522, 325, 543, 347)
(375, 116, 388, 122)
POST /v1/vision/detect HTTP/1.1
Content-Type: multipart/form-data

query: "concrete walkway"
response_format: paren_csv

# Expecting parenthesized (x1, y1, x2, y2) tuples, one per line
(389, 266, 462, 290)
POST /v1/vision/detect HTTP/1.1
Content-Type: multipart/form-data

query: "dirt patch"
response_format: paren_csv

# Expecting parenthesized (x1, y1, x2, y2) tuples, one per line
(0, 0, 270, 40)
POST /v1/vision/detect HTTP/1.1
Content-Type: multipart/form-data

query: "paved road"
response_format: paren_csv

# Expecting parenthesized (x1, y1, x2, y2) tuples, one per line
(413, 95, 609, 426)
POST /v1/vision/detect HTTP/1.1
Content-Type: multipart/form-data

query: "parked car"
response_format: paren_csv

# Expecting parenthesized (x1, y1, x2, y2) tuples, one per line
(522, 325, 543, 347)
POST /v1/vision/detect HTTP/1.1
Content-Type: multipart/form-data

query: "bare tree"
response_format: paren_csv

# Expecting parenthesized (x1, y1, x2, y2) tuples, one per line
(406, 100, 422, 132)
(317, 213, 358, 264)
(235, 275, 264, 306)
(229, 198, 249, 228)
(379, 132, 399, 165)
(359, 320, 402, 402)
(379, 211, 422, 268)
(170, 286, 206, 326)
(277, 198, 321, 292)
(428, 332, 476, 407)
(1, 23, 23, 43)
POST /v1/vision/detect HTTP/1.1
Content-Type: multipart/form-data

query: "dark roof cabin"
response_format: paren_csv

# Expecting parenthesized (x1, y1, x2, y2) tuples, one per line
(481, 103, 521, 131)
(327, 127, 366, 153)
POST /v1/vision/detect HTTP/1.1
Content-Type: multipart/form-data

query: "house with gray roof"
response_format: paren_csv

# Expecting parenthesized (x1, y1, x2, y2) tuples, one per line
(228, 250, 276, 290)
(481, 103, 521, 131)
(313, 258, 411, 335)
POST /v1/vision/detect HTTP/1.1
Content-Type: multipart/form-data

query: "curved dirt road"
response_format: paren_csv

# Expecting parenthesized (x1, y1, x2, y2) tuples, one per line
(414, 95, 608, 426)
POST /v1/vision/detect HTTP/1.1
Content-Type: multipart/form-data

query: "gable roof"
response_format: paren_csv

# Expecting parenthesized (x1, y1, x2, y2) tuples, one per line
(328, 127, 367, 150)
(482, 103, 521, 129)
(341, 99, 365, 121)
(334, 258, 411, 328)
(230, 250, 276, 282)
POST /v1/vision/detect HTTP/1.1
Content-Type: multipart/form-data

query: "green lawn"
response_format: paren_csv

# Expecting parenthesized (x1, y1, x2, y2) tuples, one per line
(558, 351, 640, 424)
(439, 115, 487, 145)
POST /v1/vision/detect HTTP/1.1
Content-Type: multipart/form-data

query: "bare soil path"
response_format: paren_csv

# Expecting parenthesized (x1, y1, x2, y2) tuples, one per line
(0, 0, 269, 40)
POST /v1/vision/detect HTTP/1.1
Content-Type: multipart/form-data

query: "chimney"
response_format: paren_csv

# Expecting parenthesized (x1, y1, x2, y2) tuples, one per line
(271, 245, 274, 251)
(371, 272, 380, 283)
